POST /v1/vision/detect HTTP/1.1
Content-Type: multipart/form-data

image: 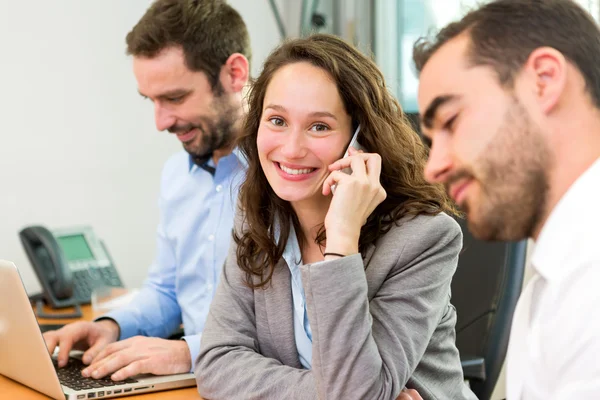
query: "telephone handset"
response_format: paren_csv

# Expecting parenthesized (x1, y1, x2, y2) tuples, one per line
(331, 124, 366, 193)
(20, 226, 74, 303)
(19, 225, 123, 319)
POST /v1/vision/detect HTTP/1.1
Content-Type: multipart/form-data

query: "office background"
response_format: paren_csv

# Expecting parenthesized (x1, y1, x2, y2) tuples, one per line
(0, 1, 597, 398)
(0, 0, 281, 296)
(5, 0, 598, 293)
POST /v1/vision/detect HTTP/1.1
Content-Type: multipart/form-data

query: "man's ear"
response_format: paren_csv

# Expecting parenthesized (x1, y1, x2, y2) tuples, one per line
(522, 47, 567, 114)
(219, 53, 249, 94)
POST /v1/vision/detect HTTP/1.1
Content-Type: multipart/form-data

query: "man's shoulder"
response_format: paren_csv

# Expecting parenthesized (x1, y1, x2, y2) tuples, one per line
(156, 151, 193, 195)
(162, 150, 190, 176)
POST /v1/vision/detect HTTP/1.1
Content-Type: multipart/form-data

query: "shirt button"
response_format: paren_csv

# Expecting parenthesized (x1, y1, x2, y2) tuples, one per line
(208, 234, 215, 241)
(215, 184, 223, 192)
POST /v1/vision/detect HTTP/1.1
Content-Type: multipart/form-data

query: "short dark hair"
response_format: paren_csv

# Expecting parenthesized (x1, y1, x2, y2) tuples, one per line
(413, 0, 600, 108)
(126, 0, 251, 89)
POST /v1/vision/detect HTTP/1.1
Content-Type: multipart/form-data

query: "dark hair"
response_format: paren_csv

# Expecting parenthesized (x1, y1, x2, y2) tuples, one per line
(413, 0, 600, 108)
(126, 0, 251, 89)
(235, 34, 458, 288)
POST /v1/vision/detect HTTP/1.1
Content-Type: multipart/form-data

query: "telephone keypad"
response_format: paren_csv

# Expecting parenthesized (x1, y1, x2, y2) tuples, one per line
(72, 267, 123, 304)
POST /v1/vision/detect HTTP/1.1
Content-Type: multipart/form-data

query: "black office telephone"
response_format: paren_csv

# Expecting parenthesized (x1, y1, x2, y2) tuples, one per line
(19, 225, 123, 319)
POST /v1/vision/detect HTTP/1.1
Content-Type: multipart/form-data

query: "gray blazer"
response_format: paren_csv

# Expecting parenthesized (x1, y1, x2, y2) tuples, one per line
(195, 212, 476, 400)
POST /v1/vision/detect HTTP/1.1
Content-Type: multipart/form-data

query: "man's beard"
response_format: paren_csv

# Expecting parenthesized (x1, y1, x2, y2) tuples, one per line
(446, 98, 552, 241)
(169, 91, 239, 167)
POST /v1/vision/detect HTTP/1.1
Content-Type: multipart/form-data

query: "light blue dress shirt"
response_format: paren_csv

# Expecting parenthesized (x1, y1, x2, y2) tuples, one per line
(281, 224, 314, 369)
(105, 149, 245, 370)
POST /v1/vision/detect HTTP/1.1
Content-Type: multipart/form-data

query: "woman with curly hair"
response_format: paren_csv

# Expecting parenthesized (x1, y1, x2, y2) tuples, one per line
(195, 34, 475, 400)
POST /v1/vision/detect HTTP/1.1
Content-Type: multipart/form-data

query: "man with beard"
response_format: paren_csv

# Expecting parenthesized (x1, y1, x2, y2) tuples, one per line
(43, 0, 250, 381)
(413, 0, 600, 398)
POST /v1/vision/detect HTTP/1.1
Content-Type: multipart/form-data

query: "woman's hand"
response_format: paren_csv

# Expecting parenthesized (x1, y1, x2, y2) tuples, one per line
(322, 146, 386, 256)
(396, 389, 423, 400)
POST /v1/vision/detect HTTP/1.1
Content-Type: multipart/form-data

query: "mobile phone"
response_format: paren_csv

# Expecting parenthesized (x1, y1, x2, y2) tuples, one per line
(331, 125, 365, 194)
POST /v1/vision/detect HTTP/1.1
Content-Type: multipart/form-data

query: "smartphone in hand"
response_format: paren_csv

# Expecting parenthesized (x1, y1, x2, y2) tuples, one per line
(331, 125, 365, 194)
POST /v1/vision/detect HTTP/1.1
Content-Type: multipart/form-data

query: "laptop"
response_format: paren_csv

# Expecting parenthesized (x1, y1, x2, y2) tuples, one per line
(0, 260, 196, 399)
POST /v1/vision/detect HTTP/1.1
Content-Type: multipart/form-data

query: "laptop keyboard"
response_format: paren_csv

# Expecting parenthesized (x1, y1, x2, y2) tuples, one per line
(53, 358, 138, 391)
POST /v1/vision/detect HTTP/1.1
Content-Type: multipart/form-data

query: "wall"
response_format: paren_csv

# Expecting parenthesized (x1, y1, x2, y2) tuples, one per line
(0, 0, 280, 295)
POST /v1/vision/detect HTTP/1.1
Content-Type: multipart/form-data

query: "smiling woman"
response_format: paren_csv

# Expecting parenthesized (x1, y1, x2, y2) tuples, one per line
(257, 62, 352, 204)
(195, 34, 476, 400)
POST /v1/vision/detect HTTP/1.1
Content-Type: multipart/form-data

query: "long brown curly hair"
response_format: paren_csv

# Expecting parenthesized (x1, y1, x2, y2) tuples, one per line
(235, 34, 458, 288)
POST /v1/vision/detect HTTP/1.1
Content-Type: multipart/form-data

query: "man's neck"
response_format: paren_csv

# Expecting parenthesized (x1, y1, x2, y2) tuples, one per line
(212, 115, 243, 166)
(211, 144, 235, 166)
(531, 120, 600, 240)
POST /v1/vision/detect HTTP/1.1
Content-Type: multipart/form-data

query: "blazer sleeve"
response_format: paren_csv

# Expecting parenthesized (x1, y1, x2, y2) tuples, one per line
(301, 213, 462, 400)
(195, 213, 317, 400)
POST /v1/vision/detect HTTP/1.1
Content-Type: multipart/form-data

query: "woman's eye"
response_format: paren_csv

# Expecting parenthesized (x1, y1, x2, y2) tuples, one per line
(310, 123, 329, 132)
(269, 117, 285, 127)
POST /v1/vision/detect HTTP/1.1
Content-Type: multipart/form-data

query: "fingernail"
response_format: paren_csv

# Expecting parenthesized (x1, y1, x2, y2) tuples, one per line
(111, 374, 120, 381)
(92, 371, 100, 379)
(81, 368, 89, 377)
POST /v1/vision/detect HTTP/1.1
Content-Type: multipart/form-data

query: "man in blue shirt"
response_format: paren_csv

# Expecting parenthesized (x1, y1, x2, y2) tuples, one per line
(43, 0, 250, 380)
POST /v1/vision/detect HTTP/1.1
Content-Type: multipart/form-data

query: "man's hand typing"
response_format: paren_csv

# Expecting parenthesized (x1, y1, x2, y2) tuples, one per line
(43, 320, 120, 368)
(81, 336, 191, 381)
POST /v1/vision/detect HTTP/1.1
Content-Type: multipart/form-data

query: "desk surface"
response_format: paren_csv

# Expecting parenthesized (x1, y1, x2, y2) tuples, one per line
(1, 304, 203, 399)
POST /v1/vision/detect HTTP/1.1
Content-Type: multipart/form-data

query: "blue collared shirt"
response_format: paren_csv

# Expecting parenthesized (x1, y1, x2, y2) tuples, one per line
(105, 149, 245, 371)
(281, 224, 314, 369)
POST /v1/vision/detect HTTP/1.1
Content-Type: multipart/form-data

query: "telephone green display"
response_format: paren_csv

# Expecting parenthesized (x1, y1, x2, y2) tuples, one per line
(57, 234, 95, 262)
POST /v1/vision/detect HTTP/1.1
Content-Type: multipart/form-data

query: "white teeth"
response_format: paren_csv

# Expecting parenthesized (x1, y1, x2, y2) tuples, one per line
(280, 164, 314, 175)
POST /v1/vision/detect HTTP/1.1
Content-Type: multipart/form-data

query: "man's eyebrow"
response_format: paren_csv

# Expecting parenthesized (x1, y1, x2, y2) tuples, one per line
(421, 95, 459, 129)
(138, 89, 192, 100)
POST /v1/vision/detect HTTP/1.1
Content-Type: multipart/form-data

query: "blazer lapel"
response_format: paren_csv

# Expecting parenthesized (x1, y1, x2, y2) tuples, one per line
(260, 246, 374, 369)
(263, 258, 302, 368)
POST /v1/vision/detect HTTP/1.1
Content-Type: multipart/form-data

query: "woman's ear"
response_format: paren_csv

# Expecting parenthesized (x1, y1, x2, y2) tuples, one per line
(219, 53, 250, 94)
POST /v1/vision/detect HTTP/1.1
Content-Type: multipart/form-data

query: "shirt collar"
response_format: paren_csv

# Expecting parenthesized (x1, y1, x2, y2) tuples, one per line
(284, 224, 302, 269)
(274, 217, 302, 269)
(187, 147, 246, 174)
(532, 158, 600, 281)
(232, 147, 248, 168)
